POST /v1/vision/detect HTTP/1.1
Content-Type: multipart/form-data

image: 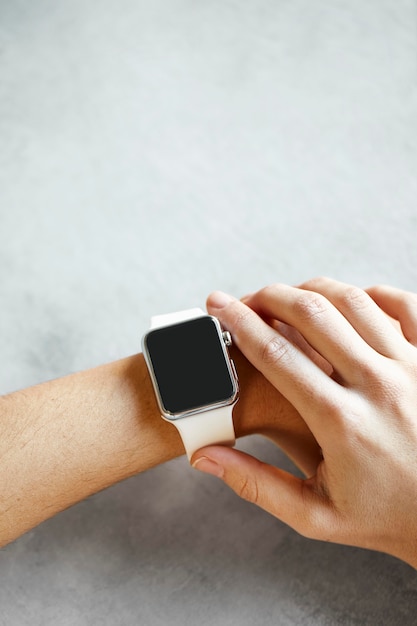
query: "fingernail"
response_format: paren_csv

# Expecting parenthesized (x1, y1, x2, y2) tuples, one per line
(208, 291, 235, 310)
(192, 456, 224, 478)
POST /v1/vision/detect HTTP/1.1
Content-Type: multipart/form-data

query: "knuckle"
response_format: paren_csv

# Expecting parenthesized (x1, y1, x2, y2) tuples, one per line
(296, 481, 342, 542)
(236, 475, 259, 504)
(260, 334, 292, 367)
(339, 285, 370, 312)
(293, 291, 329, 322)
(323, 393, 345, 419)
(366, 284, 386, 299)
(368, 362, 409, 406)
(259, 283, 282, 300)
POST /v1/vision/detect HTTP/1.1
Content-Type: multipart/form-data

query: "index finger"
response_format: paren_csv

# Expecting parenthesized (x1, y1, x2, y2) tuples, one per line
(207, 291, 346, 442)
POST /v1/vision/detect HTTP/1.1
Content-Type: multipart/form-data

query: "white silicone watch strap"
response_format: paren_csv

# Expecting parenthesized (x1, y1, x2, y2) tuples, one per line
(170, 405, 235, 461)
(150, 308, 236, 460)
(151, 308, 205, 329)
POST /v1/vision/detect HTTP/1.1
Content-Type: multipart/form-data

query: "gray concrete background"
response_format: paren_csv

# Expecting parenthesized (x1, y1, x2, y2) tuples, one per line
(1, 0, 417, 623)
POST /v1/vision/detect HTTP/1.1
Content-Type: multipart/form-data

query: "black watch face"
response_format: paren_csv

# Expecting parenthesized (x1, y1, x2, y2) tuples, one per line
(143, 316, 237, 416)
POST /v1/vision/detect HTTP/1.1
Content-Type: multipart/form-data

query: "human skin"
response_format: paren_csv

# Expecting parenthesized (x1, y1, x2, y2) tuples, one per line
(192, 278, 417, 569)
(0, 345, 318, 547)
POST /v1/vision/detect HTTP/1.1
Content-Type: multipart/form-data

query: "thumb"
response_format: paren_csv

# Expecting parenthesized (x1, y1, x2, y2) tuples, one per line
(191, 446, 329, 539)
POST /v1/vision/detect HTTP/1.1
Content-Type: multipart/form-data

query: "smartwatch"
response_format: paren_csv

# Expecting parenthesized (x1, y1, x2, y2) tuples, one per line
(142, 308, 239, 460)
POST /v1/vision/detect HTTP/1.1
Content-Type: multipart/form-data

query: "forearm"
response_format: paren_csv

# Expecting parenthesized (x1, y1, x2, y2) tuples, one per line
(0, 350, 316, 547)
(0, 354, 183, 546)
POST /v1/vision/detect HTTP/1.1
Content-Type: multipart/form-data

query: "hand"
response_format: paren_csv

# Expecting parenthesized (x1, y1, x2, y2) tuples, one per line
(192, 278, 417, 568)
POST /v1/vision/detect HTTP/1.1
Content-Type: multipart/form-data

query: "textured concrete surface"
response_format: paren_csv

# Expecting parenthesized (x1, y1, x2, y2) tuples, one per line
(1, 1, 417, 624)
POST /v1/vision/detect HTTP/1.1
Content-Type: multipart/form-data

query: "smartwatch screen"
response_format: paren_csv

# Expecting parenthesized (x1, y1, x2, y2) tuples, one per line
(144, 316, 237, 416)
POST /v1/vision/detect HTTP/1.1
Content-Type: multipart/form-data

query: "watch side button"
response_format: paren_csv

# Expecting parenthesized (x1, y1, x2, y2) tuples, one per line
(222, 330, 232, 346)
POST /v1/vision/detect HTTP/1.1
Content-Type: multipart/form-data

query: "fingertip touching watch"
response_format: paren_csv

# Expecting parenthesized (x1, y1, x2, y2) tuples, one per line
(142, 308, 239, 460)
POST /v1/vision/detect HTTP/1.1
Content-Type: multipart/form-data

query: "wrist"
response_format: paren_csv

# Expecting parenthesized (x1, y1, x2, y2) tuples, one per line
(100, 354, 184, 475)
(230, 347, 321, 477)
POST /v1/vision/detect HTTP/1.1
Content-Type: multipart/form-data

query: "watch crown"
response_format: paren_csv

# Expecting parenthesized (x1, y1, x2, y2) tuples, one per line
(222, 330, 232, 346)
